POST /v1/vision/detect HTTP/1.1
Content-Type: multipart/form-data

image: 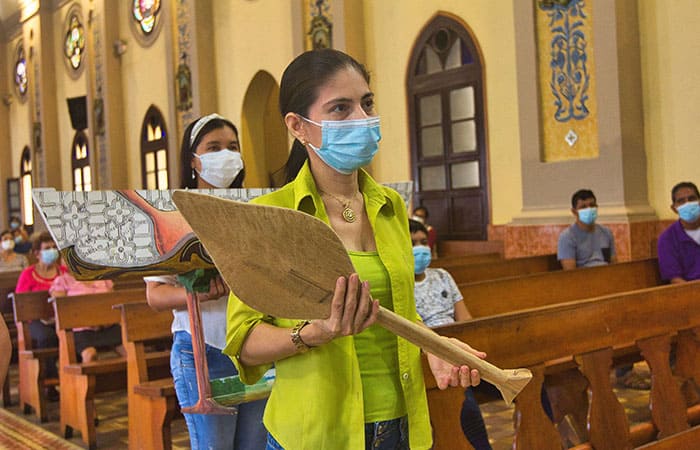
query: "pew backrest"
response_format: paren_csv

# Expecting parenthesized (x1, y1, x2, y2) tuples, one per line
(446, 253, 560, 284)
(52, 288, 147, 332)
(461, 257, 662, 318)
(11, 291, 52, 351)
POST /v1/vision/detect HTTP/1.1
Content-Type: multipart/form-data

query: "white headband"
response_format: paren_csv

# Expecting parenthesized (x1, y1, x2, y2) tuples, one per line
(189, 113, 226, 147)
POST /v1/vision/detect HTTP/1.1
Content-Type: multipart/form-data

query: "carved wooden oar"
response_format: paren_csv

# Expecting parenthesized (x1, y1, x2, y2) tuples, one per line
(172, 191, 532, 405)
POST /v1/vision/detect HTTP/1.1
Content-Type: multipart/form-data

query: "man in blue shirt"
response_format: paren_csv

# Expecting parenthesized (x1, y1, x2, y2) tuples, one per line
(557, 189, 617, 270)
(657, 181, 700, 283)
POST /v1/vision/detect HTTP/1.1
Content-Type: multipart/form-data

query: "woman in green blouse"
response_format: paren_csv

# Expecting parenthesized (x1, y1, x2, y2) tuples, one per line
(224, 49, 484, 450)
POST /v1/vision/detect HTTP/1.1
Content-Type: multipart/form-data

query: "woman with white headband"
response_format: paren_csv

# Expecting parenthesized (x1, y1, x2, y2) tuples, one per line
(145, 114, 267, 449)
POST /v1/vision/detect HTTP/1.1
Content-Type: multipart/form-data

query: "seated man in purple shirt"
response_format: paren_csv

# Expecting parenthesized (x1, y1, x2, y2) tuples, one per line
(658, 181, 700, 283)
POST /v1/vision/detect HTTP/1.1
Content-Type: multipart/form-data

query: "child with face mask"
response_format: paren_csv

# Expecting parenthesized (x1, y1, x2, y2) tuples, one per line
(0, 229, 28, 271)
(145, 114, 267, 450)
(15, 231, 67, 401)
(409, 219, 493, 449)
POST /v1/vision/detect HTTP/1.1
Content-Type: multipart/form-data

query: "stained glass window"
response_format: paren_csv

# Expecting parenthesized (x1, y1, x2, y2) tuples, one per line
(140, 105, 169, 189)
(20, 147, 33, 226)
(14, 43, 27, 97)
(64, 13, 85, 70)
(72, 131, 92, 191)
(132, 0, 161, 34)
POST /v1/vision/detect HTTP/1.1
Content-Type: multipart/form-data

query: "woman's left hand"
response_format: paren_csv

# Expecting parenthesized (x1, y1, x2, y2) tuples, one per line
(426, 337, 485, 390)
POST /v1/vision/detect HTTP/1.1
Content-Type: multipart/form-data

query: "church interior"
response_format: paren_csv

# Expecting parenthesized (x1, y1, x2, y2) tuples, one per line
(0, 0, 699, 449)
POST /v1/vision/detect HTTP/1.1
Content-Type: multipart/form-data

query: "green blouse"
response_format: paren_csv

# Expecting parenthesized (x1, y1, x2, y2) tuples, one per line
(223, 161, 431, 449)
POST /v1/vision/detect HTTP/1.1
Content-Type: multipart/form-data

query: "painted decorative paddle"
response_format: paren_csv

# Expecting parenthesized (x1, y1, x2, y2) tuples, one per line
(171, 191, 532, 405)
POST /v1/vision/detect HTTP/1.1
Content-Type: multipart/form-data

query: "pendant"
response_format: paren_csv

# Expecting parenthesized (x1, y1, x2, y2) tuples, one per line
(342, 207, 356, 223)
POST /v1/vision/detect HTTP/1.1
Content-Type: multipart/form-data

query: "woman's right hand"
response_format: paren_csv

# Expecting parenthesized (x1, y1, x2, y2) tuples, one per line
(301, 273, 378, 347)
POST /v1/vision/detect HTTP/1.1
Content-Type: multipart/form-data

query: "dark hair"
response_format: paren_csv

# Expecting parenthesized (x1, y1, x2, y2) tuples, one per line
(283, 140, 309, 184)
(32, 231, 55, 253)
(179, 116, 245, 189)
(671, 181, 700, 203)
(409, 219, 428, 235)
(571, 189, 596, 208)
(9, 216, 20, 225)
(413, 205, 429, 219)
(0, 230, 12, 240)
(278, 49, 371, 180)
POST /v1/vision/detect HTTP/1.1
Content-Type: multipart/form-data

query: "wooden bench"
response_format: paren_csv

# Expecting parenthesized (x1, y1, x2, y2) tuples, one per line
(0, 269, 22, 405)
(115, 301, 177, 450)
(434, 252, 503, 269)
(10, 290, 57, 422)
(460, 257, 662, 318)
(446, 253, 560, 284)
(52, 288, 147, 449)
(437, 239, 505, 258)
(425, 281, 700, 449)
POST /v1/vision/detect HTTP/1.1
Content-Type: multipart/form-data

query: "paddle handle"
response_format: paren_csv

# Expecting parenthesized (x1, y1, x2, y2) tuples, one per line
(376, 307, 517, 388)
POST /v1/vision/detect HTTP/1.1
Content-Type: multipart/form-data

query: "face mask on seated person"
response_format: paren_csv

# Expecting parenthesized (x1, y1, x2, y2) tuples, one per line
(194, 150, 244, 188)
(413, 245, 432, 275)
(301, 116, 381, 175)
(677, 201, 700, 223)
(40, 248, 59, 265)
(1, 240, 14, 251)
(577, 207, 597, 225)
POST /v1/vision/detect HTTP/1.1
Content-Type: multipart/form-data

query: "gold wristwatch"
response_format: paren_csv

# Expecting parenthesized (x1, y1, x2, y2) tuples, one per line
(291, 320, 312, 353)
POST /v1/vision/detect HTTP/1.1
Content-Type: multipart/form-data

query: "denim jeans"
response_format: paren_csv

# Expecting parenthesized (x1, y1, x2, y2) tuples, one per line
(266, 416, 409, 450)
(171, 331, 268, 450)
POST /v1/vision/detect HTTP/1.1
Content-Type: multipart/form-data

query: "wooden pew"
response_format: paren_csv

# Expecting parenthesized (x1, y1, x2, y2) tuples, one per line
(10, 290, 57, 422)
(460, 257, 662, 318)
(434, 252, 502, 269)
(0, 313, 10, 407)
(425, 282, 700, 450)
(52, 288, 147, 449)
(0, 269, 22, 405)
(115, 301, 177, 450)
(437, 239, 504, 258)
(446, 253, 560, 284)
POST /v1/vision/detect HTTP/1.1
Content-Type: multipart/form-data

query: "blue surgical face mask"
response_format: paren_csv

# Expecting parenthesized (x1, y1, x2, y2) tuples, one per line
(14, 236, 22, 244)
(40, 248, 59, 265)
(577, 207, 597, 225)
(9, 222, 19, 230)
(301, 116, 381, 175)
(413, 245, 432, 275)
(677, 201, 700, 223)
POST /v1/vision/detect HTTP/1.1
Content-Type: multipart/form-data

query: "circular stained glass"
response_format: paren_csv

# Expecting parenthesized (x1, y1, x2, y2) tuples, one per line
(132, 0, 161, 34)
(64, 14, 86, 70)
(14, 45, 27, 97)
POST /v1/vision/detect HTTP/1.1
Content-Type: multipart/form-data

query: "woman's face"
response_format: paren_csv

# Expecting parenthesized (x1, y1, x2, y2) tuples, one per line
(190, 125, 240, 188)
(301, 67, 375, 148)
(37, 241, 57, 254)
(1, 233, 13, 249)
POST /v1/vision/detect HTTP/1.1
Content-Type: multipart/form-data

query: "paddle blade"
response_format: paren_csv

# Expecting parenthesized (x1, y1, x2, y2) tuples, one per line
(172, 190, 354, 320)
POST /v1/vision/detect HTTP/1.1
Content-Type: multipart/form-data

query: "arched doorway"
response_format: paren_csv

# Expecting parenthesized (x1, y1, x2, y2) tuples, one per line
(240, 71, 288, 188)
(407, 15, 489, 241)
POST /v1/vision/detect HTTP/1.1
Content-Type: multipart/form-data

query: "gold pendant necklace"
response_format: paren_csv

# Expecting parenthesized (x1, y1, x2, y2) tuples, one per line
(320, 190, 359, 223)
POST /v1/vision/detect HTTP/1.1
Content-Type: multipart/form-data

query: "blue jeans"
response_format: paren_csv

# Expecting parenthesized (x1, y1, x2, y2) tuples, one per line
(171, 331, 268, 450)
(266, 416, 409, 450)
(460, 388, 492, 450)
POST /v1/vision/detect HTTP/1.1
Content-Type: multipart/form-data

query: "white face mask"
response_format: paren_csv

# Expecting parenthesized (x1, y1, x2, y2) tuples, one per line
(1, 240, 14, 251)
(194, 150, 244, 188)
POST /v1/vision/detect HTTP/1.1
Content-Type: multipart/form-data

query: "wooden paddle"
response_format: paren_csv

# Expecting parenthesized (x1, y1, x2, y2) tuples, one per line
(172, 191, 532, 405)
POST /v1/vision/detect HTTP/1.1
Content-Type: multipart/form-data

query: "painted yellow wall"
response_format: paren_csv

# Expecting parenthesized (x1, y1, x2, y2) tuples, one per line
(638, 0, 700, 220)
(53, 2, 88, 191)
(212, 0, 299, 147)
(118, 0, 174, 189)
(361, 1, 522, 225)
(6, 35, 31, 179)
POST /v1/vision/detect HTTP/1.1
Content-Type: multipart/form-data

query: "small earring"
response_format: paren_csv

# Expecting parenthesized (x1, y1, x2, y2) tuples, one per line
(191, 169, 196, 180)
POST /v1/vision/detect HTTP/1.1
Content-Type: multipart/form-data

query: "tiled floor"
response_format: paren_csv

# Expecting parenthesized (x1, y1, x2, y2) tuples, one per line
(2, 363, 653, 449)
